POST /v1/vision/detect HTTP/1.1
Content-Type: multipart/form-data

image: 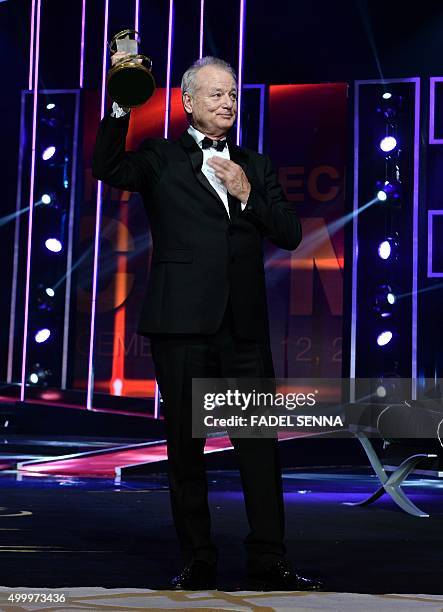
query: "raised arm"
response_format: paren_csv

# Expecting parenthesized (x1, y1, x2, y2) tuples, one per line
(92, 109, 164, 193)
(92, 49, 164, 193)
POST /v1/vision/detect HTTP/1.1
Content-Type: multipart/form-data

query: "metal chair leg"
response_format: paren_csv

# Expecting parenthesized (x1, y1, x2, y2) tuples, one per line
(345, 433, 437, 517)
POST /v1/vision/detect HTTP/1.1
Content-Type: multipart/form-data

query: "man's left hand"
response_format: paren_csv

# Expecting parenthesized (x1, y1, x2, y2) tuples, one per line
(207, 157, 251, 203)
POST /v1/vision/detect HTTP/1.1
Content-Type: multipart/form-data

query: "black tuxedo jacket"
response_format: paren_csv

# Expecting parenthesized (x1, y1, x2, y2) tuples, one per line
(92, 111, 302, 341)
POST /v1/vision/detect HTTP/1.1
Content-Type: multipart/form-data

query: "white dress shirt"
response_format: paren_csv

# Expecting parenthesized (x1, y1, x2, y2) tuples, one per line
(111, 103, 247, 217)
(187, 124, 233, 217)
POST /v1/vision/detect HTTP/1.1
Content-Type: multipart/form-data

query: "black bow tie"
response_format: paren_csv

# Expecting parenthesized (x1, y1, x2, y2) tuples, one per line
(201, 136, 227, 152)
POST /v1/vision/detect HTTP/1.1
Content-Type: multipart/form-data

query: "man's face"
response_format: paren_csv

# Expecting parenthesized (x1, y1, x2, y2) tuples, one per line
(183, 65, 237, 137)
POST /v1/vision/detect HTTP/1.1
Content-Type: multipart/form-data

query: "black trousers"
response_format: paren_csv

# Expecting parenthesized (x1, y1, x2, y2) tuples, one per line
(150, 303, 286, 571)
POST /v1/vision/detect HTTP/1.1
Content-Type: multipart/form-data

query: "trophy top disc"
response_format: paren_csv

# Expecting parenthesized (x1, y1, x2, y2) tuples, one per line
(107, 63, 155, 108)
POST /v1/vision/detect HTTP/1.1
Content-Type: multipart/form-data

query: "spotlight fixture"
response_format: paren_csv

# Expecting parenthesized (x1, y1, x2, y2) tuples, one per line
(378, 240, 392, 260)
(45, 238, 62, 253)
(28, 363, 52, 386)
(42, 146, 56, 161)
(375, 179, 402, 205)
(35, 328, 51, 344)
(373, 284, 397, 318)
(46, 103, 55, 110)
(377, 93, 403, 122)
(376, 385, 387, 397)
(379, 136, 397, 153)
(38, 192, 64, 211)
(377, 330, 393, 347)
(36, 283, 55, 312)
(377, 235, 399, 261)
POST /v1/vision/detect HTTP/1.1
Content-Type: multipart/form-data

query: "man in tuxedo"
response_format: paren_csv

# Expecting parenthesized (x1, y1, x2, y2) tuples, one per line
(93, 55, 321, 591)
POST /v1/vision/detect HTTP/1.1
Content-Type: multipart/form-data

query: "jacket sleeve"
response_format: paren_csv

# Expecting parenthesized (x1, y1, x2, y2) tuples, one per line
(243, 154, 302, 251)
(92, 110, 164, 193)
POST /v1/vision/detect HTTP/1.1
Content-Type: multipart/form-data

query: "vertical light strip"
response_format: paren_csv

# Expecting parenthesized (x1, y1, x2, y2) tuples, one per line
(236, 0, 246, 145)
(429, 77, 436, 143)
(86, 0, 109, 410)
(28, 0, 36, 90)
(164, 0, 174, 138)
(429, 77, 443, 144)
(351, 78, 420, 400)
(79, 0, 86, 88)
(20, 0, 42, 401)
(411, 77, 420, 399)
(154, 377, 160, 419)
(135, 0, 140, 33)
(427, 210, 434, 277)
(258, 84, 265, 153)
(199, 0, 204, 59)
(427, 211, 443, 277)
(349, 81, 359, 394)
(7, 92, 27, 383)
(61, 92, 80, 389)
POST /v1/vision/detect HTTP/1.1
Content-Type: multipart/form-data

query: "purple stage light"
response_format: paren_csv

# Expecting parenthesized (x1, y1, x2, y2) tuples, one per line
(45, 238, 62, 253)
(378, 240, 391, 260)
(351, 77, 420, 401)
(163, 0, 174, 139)
(373, 284, 396, 318)
(35, 328, 50, 344)
(79, 0, 86, 87)
(21, 0, 42, 402)
(28, 0, 36, 90)
(87, 0, 109, 411)
(236, 0, 246, 145)
(29, 363, 52, 385)
(42, 146, 56, 160)
(199, 0, 205, 58)
(377, 330, 393, 347)
(378, 93, 403, 121)
(380, 136, 397, 152)
(376, 179, 401, 204)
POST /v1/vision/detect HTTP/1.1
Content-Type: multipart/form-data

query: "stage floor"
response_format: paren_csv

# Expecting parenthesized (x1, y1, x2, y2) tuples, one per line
(0, 467, 441, 596)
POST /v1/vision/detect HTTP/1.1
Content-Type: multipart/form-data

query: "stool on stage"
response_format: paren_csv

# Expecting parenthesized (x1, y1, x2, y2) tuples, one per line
(345, 400, 443, 517)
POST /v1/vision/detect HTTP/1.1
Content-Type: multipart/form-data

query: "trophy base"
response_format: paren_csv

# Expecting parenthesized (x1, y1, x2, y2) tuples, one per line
(107, 62, 156, 108)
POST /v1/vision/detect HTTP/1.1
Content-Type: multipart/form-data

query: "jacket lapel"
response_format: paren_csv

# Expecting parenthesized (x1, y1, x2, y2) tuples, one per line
(179, 130, 226, 208)
(226, 137, 249, 175)
(179, 130, 252, 220)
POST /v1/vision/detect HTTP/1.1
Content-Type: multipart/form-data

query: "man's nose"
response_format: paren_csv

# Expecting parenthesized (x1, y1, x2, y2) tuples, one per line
(221, 94, 234, 108)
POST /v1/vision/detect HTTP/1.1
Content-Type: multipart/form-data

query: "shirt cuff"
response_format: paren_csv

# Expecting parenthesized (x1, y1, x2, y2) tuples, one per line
(111, 101, 130, 118)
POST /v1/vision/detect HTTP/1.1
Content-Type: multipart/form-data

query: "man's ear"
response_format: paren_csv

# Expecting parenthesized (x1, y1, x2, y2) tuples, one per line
(182, 92, 193, 114)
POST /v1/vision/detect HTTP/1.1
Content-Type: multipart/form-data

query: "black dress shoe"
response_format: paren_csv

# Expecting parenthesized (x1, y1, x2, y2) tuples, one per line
(246, 559, 323, 592)
(171, 560, 217, 590)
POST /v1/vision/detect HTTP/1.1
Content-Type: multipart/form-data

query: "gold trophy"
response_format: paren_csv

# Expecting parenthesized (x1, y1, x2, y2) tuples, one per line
(107, 29, 155, 108)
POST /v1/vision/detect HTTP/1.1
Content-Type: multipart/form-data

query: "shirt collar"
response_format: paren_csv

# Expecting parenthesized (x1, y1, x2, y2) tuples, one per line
(187, 125, 228, 149)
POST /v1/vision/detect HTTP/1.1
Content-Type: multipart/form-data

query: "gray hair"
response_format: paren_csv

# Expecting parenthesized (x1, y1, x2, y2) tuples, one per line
(181, 56, 237, 97)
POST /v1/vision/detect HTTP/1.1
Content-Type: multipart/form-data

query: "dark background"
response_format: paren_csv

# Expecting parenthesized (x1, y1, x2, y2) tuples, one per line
(2, 0, 443, 377)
